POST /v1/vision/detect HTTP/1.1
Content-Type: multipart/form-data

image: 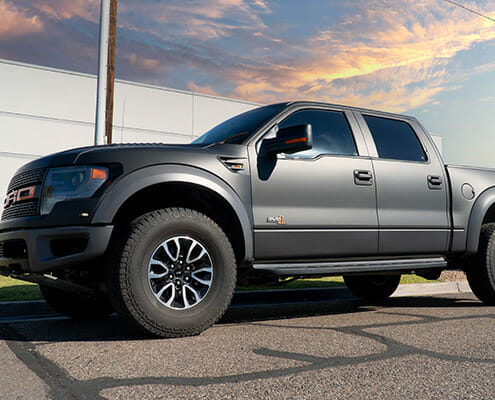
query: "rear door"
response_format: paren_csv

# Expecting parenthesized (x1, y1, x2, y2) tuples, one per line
(249, 106, 378, 260)
(355, 112, 450, 255)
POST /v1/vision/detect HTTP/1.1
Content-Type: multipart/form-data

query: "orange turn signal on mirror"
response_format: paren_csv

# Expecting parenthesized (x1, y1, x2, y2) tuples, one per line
(90, 168, 108, 180)
(285, 137, 306, 145)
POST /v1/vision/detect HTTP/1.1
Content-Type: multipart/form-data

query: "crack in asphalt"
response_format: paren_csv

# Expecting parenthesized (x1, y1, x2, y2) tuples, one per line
(1, 298, 494, 400)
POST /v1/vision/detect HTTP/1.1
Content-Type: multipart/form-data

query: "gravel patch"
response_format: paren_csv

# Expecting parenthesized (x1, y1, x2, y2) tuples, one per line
(440, 271, 467, 282)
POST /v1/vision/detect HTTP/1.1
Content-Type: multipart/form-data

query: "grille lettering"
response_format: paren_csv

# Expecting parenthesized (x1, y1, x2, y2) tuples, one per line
(4, 186, 36, 208)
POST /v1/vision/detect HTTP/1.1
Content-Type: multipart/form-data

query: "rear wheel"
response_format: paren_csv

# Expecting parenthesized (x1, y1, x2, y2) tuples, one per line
(108, 208, 237, 338)
(466, 223, 495, 305)
(343, 274, 401, 300)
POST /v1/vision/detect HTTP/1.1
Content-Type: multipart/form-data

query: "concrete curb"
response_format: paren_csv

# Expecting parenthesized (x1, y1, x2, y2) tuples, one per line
(0, 300, 55, 318)
(0, 282, 472, 318)
(392, 281, 471, 297)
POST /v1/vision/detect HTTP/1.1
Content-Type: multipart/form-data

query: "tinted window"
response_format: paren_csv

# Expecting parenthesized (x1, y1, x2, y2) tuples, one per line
(278, 109, 357, 158)
(193, 103, 287, 145)
(364, 115, 427, 162)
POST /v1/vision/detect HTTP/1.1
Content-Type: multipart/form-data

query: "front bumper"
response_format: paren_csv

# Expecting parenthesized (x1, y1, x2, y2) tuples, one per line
(0, 225, 113, 273)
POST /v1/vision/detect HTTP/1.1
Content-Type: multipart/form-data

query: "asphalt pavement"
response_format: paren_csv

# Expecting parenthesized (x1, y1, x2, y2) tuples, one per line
(0, 286, 494, 400)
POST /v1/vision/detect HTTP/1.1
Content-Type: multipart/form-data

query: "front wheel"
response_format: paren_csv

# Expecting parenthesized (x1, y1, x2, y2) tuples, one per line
(108, 208, 237, 338)
(343, 274, 401, 301)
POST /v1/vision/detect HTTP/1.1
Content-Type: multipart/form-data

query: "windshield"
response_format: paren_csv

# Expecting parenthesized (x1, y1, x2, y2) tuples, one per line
(192, 103, 287, 145)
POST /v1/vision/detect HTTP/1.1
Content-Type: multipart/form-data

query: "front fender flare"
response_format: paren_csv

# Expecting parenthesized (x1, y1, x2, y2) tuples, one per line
(466, 186, 495, 253)
(91, 165, 253, 262)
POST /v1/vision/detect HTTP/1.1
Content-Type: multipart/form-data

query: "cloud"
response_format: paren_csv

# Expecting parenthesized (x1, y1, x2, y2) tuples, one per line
(253, 32, 282, 43)
(2, 0, 495, 115)
(209, 0, 495, 111)
(119, 0, 271, 40)
(0, 1, 43, 39)
(479, 95, 495, 102)
(30, 0, 99, 22)
(187, 81, 222, 96)
(124, 53, 161, 72)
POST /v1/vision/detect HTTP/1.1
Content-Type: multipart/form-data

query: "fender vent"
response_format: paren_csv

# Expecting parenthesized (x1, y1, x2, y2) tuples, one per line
(218, 156, 247, 172)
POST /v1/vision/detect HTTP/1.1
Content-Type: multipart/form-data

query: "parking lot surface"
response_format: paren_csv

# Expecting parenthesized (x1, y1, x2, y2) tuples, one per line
(0, 292, 493, 400)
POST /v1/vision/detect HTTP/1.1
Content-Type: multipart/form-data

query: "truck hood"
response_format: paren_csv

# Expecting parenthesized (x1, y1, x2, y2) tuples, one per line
(15, 143, 247, 176)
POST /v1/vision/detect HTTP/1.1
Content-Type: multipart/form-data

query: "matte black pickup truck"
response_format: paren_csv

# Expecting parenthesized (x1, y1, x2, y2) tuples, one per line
(1, 101, 495, 337)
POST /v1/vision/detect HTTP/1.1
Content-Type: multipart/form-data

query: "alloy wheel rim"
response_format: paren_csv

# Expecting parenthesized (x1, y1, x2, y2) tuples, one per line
(147, 236, 213, 310)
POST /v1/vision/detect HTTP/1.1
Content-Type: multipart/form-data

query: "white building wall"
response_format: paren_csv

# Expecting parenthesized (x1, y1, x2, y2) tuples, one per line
(0, 59, 259, 213)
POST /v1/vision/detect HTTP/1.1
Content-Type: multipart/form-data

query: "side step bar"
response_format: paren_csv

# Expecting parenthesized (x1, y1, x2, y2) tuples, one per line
(253, 257, 447, 276)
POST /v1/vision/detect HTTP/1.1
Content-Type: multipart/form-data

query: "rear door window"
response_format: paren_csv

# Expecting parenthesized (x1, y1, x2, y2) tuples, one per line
(363, 115, 427, 162)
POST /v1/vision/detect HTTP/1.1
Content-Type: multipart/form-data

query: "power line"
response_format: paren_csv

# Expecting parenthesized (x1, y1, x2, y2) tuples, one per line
(442, 0, 495, 23)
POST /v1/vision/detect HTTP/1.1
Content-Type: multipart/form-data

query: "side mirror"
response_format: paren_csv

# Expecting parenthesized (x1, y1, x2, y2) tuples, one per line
(260, 124, 313, 157)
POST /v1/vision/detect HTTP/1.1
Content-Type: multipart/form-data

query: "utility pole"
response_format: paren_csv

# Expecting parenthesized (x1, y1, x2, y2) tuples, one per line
(94, 0, 117, 145)
(105, 0, 117, 144)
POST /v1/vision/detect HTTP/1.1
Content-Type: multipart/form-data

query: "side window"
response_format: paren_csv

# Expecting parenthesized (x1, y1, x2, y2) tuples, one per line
(363, 115, 427, 162)
(278, 109, 357, 158)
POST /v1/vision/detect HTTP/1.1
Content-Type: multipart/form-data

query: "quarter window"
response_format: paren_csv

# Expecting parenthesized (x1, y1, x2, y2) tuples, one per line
(278, 109, 357, 158)
(363, 115, 427, 162)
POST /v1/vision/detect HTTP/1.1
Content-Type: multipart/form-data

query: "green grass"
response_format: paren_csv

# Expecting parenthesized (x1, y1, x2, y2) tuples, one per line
(0, 273, 440, 302)
(399, 274, 438, 284)
(236, 274, 438, 291)
(0, 275, 43, 302)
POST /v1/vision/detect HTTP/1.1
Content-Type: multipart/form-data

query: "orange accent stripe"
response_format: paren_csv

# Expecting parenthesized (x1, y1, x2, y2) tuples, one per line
(285, 137, 306, 145)
(91, 168, 108, 180)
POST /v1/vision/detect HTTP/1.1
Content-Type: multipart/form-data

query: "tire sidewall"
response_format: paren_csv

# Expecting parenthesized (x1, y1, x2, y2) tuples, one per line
(344, 274, 400, 300)
(124, 212, 235, 331)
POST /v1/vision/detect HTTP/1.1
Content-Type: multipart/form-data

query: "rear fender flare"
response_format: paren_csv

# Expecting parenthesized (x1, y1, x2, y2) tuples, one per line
(466, 187, 495, 253)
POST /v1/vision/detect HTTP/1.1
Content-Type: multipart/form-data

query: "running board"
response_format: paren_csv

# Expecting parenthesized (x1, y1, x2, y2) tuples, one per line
(253, 257, 447, 276)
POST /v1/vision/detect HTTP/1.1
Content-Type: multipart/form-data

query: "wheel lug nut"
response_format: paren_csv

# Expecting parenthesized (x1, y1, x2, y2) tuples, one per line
(168, 274, 174, 280)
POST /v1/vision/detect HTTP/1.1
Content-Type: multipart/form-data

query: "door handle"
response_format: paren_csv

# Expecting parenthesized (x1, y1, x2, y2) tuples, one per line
(427, 175, 443, 190)
(354, 170, 373, 186)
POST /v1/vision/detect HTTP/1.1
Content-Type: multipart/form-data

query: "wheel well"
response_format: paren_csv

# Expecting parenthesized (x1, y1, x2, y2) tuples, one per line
(112, 182, 246, 264)
(482, 203, 495, 224)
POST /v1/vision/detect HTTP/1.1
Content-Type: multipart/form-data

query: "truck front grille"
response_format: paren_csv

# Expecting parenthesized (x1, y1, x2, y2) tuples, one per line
(7, 168, 46, 192)
(2, 168, 46, 220)
(2, 201, 40, 220)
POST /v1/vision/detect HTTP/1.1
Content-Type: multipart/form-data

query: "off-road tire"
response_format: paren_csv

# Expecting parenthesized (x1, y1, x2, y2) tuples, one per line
(40, 286, 113, 320)
(108, 208, 237, 338)
(466, 223, 495, 305)
(343, 274, 401, 301)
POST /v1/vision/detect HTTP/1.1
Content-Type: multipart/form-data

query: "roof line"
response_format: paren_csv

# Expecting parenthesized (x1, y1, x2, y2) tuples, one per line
(285, 100, 417, 121)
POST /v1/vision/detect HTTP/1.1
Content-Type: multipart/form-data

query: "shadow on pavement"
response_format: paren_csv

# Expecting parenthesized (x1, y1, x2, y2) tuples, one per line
(0, 290, 484, 343)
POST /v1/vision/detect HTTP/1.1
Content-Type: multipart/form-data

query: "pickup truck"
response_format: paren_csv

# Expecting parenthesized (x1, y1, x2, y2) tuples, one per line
(1, 101, 494, 337)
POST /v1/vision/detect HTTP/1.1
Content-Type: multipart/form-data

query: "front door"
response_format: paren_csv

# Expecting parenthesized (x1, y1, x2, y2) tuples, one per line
(250, 107, 378, 260)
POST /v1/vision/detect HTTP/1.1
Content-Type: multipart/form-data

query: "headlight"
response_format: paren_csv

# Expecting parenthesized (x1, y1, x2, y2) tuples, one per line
(41, 166, 108, 215)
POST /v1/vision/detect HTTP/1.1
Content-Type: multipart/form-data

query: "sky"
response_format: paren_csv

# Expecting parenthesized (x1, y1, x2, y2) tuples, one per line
(0, 0, 494, 167)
